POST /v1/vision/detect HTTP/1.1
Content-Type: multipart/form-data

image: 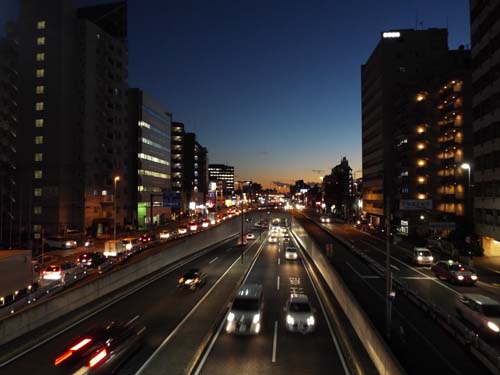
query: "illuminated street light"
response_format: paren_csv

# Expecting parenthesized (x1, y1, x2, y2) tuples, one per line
(114, 176, 120, 240)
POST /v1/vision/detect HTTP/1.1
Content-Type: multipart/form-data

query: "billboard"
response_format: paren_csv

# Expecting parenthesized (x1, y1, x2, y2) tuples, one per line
(399, 199, 432, 210)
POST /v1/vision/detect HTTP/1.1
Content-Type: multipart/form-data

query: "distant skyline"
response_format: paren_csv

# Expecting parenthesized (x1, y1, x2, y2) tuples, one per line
(0, 0, 471, 188)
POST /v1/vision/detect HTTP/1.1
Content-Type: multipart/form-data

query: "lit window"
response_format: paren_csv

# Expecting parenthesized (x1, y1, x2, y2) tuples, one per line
(417, 194, 426, 200)
(417, 177, 426, 184)
(34, 153, 43, 161)
(33, 224, 42, 232)
(37, 37, 45, 46)
(36, 69, 45, 78)
(417, 143, 425, 150)
(35, 119, 44, 127)
(35, 136, 44, 144)
(417, 160, 426, 167)
(416, 92, 427, 102)
(36, 85, 45, 94)
(34, 188, 42, 197)
(36, 52, 45, 61)
(35, 102, 44, 111)
(34, 170, 43, 179)
(33, 206, 42, 215)
(37, 20, 46, 30)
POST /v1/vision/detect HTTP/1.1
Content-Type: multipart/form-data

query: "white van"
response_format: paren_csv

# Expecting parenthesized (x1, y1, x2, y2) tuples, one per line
(226, 284, 263, 335)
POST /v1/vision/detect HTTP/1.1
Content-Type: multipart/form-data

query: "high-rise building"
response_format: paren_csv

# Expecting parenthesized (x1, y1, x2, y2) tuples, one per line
(470, 1, 500, 255)
(208, 164, 234, 198)
(322, 157, 354, 219)
(0, 25, 17, 247)
(129, 89, 172, 228)
(16, 0, 132, 242)
(361, 29, 466, 232)
(183, 133, 208, 207)
(171, 122, 184, 194)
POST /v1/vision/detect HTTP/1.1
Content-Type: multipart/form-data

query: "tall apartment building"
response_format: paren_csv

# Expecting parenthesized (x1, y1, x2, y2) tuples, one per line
(171, 122, 184, 194)
(16, 0, 132, 241)
(362, 29, 464, 231)
(129, 89, 172, 228)
(322, 157, 354, 219)
(470, 1, 500, 255)
(208, 164, 234, 198)
(183, 133, 208, 208)
(0, 25, 17, 247)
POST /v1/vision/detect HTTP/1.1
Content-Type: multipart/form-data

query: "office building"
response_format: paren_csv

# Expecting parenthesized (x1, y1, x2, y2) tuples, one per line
(183, 133, 208, 208)
(208, 164, 234, 198)
(16, 0, 132, 241)
(322, 157, 354, 219)
(129, 89, 172, 228)
(171, 122, 184, 194)
(470, 1, 500, 254)
(362, 28, 468, 233)
(0, 26, 17, 247)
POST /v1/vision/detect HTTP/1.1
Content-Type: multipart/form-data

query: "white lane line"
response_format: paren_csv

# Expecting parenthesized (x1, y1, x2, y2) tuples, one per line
(272, 321, 278, 363)
(400, 276, 437, 280)
(0, 234, 240, 369)
(293, 235, 350, 374)
(345, 261, 379, 279)
(390, 264, 400, 271)
(138, 239, 265, 375)
(209, 257, 218, 264)
(193, 238, 268, 374)
(277, 275, 280, 290)
(278, 257, 280, 265)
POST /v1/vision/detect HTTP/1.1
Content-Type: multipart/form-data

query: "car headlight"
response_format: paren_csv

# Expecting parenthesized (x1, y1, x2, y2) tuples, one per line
(185, 279, 192, 285)
(66, 241, 71, 247)
(286, 315, 294, 325)
(179, 277, 184, 283)
(457, 275, 464, 281)
(488, 321, 500, 332)
(252, 314, 260, 324)
(471, 275, 478, 280)
(417, 256, 423, 261)
(307, 316, 315, 326)
(227, 312, 235, 322)
(429, 256, 434, 261)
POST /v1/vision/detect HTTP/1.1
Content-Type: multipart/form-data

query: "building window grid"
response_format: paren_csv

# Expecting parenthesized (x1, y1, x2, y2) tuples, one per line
(36, 69, 45, 78)
(36, 36, 45, 46)
(37, 20, 46, 30)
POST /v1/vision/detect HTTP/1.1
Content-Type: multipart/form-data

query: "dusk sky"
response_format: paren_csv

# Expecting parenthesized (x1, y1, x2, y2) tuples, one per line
(1, 0, 470, 188)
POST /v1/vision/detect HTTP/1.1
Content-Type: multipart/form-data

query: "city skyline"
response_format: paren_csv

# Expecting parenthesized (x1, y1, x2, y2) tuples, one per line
(0, 0, 471, 187)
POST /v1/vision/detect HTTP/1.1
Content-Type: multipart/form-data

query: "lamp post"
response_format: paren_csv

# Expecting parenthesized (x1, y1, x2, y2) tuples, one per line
(461, 163, 472, 250)
(113, 176, 120, 240)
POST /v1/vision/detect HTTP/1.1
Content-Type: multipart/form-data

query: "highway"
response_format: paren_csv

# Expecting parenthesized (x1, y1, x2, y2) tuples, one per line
(195, 223, 349, 375)
(0, 234, 259, 375)
(296, 212, 492, 375)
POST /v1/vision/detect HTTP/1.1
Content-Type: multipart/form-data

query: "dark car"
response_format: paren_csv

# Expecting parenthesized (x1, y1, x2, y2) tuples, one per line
(431, 261, 478, 285)
(139, 233, 156, 244)
(54, 317, 145, 374)
(178, 268, 207, 290)
(77, 252, 107, 269)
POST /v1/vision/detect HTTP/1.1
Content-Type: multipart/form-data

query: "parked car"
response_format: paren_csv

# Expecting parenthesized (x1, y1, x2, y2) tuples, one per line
(54, 317, 145, 374)
(412, 247, 434, 266)
(456, 294, 500, 336)
(44, 237, 77, 249)
(284, 294, 316, 333)
(178, 269, 207, 290)
(431, 261, 478, 285)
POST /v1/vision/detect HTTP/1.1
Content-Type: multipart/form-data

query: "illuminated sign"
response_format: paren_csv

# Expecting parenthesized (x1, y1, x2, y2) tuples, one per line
(382, 31, 401, 39)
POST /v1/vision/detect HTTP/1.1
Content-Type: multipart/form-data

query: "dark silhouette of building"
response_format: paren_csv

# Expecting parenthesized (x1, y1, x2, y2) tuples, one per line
(323, 157, 353, 219)
(15, 0, 132, 243)
(470, 1, 500, 255)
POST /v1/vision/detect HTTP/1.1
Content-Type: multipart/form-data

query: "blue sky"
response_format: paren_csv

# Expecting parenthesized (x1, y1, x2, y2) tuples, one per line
(0, 0, 470, 187)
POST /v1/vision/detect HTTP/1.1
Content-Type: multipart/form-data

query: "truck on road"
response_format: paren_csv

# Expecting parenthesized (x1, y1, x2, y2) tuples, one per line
(0, 250, 36, 306)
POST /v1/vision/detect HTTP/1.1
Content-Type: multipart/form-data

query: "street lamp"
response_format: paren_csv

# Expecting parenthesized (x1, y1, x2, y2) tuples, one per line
(114, 176, 120, 240)
(461, 163, 471, 191)
(461, 163, 472, 248)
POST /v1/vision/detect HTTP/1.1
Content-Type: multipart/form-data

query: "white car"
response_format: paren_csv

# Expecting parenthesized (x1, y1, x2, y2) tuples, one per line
(159, 230, 171, 239)
(44, 237, 77, 249)
(269, 236, 278, 244)
(412, 247, 434, 266)
(246, 233, 256, 240)
(285, 294, 316, 333)
(456, 294, 500, 336)
(285, 247, 298, 260)
(178, 225, 188, 234)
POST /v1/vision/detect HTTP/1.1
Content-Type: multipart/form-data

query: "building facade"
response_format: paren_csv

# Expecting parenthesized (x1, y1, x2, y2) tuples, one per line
(183, 133, 208, 208)
(0, 26, 17, 247)
(129, 88, 172, 228)
(208, 164, 234, 199)
(322, 157, 354, 219)
(16, 0, 132, 243)
(470, 1, 500, 255)
(171, 121, 184, 194)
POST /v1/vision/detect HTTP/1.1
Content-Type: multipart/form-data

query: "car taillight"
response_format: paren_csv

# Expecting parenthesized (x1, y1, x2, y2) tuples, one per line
(70, 338, 92, 351)
(89, 348, 108, 368)
(55, 350, 73, 365)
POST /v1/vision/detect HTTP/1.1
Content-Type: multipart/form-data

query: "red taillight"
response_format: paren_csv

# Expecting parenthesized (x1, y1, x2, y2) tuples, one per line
(70, 338, 92, 351)
(54, 350, 72, 366)
(89, 348, 107, 368)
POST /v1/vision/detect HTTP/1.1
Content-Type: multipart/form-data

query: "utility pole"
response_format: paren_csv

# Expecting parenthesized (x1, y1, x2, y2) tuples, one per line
(385, 198, 393, 340)
(240, 203, 244, 263)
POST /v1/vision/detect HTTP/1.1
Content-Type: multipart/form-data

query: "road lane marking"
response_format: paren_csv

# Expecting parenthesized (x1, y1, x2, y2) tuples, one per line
(277, 275, 280, 290)
(138, 238, 265, 375)
(278, 257, 280, 265)
(209, 257, 218, 264)
(346, 261, 379, 279)
(272, 321, 278, 363)
(400, 276, 437, 280)
(193, 236, 268, 374)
